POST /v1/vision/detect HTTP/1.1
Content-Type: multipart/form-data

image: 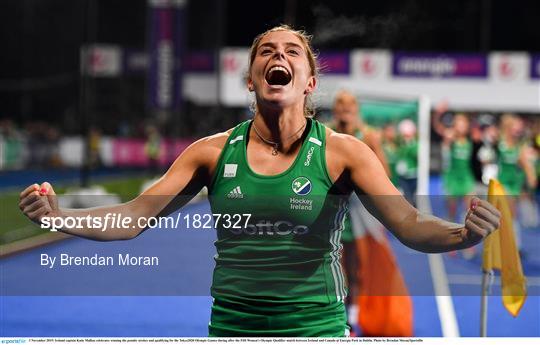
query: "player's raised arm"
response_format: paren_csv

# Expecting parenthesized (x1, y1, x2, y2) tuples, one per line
(519, 145, 538, 190)
(19, 132, 229, 241)
(329, 132, 500, 253)
(432, 99, 450, 138)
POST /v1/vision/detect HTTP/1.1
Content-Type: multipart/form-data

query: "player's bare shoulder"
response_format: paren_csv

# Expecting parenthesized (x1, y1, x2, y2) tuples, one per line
(185, 129, 233, 168)
(325, 127, 371, 159)
(194, 130, 232, 152)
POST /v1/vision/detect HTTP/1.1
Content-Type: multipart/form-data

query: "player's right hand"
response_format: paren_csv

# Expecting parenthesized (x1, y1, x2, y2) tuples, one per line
(19, 182, 59, 225)
(435, 99, 449, 114)
(462, 197, 501, 246)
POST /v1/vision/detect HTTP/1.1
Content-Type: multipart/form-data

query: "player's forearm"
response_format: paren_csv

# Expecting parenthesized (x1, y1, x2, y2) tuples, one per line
(392, 209, 470, 253)
(365, 195, 470, 253)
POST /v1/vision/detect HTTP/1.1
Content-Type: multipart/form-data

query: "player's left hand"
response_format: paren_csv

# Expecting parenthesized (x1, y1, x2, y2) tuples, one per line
(462, 197, 501, 246)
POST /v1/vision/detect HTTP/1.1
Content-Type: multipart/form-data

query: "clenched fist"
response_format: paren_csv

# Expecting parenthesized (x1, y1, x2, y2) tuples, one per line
(19, 182, 59, 225)
(462, 197, 501, 246)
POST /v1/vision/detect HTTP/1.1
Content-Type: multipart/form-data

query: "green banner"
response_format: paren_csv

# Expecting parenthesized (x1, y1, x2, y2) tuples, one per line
(360, 100, 418, 127)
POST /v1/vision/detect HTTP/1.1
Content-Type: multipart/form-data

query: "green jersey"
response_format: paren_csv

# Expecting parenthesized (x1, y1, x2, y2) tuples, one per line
(383, 142, 399, 186)
(442, 139, 474, 196)
(498, 140, 525, 195)
(396, 139, 418, 179)
(208, 119, 349, 336)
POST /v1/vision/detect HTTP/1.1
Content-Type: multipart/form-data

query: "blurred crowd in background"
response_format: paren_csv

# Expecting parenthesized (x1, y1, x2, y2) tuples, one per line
(2, 108, 538, 178)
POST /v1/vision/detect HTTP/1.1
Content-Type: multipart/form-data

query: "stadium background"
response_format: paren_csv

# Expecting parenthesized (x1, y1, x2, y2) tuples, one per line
(1, 0, 539, 338)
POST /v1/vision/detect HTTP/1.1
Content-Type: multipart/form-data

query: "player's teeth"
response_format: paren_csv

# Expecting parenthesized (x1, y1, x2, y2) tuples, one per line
(270, 66, 287, 73)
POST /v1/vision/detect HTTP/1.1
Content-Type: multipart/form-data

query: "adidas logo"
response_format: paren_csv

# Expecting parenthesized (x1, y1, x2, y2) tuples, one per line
(227, 186, 244, 199)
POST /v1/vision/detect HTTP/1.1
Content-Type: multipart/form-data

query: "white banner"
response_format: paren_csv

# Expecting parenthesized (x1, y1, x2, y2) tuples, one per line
(81, 45, 122, 77)
(58, 137, 84, 167)
(489, 52, 530, 83)
(219, 48, 251, 107)
(351, 49, 391, 81)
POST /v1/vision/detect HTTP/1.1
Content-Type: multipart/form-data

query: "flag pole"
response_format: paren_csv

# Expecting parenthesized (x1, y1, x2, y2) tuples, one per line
(480, 269, 492, 337)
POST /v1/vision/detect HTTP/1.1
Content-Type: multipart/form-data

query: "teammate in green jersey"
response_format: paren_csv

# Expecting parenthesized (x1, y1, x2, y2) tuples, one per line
(433, 104, 478, 259)
(382, 123, 400, 188)
(396, 119, 418, 207)
(20, 25, 501, 337)
(497, 114, 537, 248)
(433, 102, 476, 223)
(498, 114, 537, 197)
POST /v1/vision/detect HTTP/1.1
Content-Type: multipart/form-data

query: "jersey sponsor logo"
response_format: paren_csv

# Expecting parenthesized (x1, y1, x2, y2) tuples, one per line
(292, 176, 312, 196)
(227, 186, 243, 199)
(304, 146, 315, 166)
(229, 220, 309, 236)
(223, 164, 238, 178)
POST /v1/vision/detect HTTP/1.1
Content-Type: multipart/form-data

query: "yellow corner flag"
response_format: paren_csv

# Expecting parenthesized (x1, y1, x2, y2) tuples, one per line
(482, 179, 527, 317)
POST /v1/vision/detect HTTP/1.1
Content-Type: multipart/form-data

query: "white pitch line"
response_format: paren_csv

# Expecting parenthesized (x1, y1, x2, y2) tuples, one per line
(428, 253, 460, 337)
(416, 172, 459, 338)
(447, 274, 540, 286)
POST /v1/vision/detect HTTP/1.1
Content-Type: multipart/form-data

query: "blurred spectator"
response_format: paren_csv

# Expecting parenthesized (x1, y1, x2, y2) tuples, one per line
(474, 114, 499, 194)
(144, 124, 162, 176)
(25, 122, 47, 168)
(470, 121, 484, 187)
(88, 126, 103, 169)
(382, 123, 399, 187)
(0, 119, 25, 169)
(396, 119, 418, 206)
(23, 121, 64, 169)
(45, 126, 62, 167)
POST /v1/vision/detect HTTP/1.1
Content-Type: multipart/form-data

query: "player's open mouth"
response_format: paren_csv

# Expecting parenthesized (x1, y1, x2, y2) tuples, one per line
(265, 65, 292, 86)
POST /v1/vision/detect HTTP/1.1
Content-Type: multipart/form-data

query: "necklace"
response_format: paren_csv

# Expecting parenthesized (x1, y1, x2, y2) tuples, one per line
(251, 118, 307, 156)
